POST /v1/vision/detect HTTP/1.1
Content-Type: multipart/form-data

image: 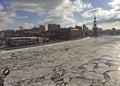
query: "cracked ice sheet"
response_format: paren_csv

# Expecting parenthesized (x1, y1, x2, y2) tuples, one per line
(1, 36, 120, 86)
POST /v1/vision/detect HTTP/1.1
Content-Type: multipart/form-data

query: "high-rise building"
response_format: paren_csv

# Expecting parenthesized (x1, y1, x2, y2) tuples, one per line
(39, 25, 46, 32)
(31, 25, 45, 32)
(48, 24, 60, 31)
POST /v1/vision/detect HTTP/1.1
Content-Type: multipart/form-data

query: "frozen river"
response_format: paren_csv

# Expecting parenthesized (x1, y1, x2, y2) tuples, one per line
(0, 36, 120, 86)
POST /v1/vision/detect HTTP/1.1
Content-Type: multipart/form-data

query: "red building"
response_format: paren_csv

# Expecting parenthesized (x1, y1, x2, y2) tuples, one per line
(48, 28, 81, 40)
(57, 28, 81, 39)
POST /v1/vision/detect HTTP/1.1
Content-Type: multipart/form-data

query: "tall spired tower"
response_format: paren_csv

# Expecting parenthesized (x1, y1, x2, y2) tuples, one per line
(93, 16, 98, 37)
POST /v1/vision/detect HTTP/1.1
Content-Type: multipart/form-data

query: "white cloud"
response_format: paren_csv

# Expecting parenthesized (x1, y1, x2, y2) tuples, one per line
(108, 0, 120, 8)
(9, 0, 91, 14)
(39, 0, 91, 26)
(82, 8, 110, 18)
(17, 16, 28, 19)
(0, 4, 3, 10)
(7, 0, 120, 29)
(9, 0, 91, 27)
(18, 23, 35, 29)
(9, 0, 65, 14)
(82, 0, 120, 18)
(0, 4, 17, 30)
(99, 21, 120, 29)
(81, 0, 120, 29)
(108, 0, 120, 17)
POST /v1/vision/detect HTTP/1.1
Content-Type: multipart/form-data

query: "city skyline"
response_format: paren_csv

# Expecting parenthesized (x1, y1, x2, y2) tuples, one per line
(0, 0, 120, 30)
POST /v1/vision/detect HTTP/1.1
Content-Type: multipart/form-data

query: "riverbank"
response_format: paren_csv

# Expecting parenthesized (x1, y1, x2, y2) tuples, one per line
(0, 37, 90, 51)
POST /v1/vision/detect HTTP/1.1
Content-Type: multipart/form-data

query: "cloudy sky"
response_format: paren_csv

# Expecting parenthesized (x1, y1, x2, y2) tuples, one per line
(0, 0, 120, 30)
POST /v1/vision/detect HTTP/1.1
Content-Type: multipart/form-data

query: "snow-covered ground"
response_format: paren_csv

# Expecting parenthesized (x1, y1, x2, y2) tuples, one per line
(0, 36, 120, 86)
